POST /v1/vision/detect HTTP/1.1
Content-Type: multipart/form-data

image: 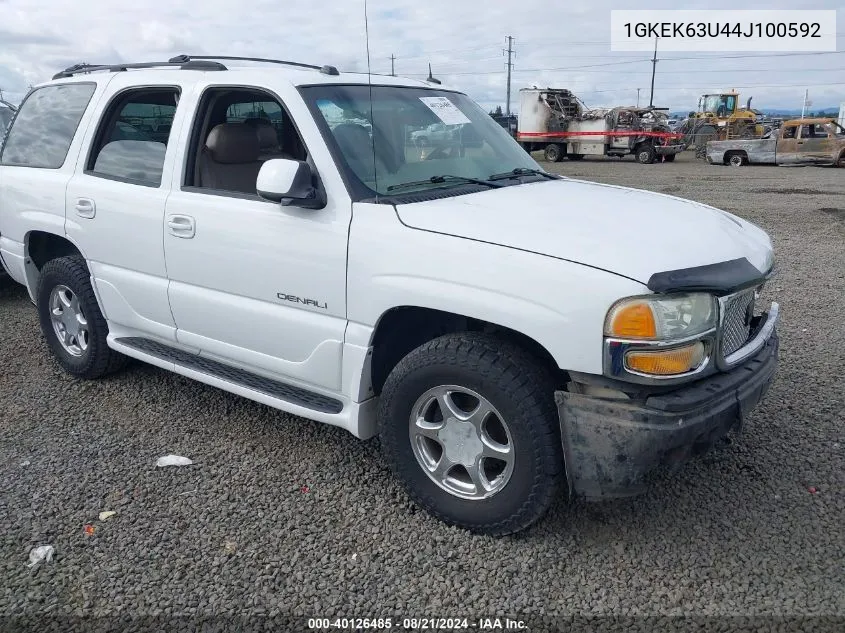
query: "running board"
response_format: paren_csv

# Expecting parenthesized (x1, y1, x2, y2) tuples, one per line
(115, 337, 343, 414)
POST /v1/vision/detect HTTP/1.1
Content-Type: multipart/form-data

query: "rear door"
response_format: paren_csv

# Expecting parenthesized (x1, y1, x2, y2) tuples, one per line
(775, 124, 801, 164)
(65, 75, 194, 342)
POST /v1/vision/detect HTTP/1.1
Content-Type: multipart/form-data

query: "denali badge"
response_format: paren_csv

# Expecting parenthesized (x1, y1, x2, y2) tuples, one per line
(277, 293, 328, 310)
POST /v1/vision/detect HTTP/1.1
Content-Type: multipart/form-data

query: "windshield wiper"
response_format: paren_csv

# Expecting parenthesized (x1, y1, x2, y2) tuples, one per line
(488, 167, 561, 181)
(386, 174, 503, 192)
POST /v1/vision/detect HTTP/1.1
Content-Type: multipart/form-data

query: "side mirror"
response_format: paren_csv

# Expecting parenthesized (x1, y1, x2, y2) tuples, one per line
(256, 158, 325, 209)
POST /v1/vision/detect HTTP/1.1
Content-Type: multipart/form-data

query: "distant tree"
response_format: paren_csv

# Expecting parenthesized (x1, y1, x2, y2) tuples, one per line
(489, 105, 503, 117)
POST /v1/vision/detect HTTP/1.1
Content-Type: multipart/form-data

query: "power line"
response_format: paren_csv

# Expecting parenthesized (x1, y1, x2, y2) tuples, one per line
(385, 45, 500, 60)
(403, 50, 845, 76)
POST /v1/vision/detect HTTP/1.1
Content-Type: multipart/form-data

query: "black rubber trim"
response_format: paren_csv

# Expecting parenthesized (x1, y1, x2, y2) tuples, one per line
(646, 257, 767, 295)
(117, 337, 343, 414)
(645, 332, 778, 412)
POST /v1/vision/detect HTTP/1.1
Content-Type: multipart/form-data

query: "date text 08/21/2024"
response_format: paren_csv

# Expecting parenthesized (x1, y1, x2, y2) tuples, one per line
(306, 617, 528, 630)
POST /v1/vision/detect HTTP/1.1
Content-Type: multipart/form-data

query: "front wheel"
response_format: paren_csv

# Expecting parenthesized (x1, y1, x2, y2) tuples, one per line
(378, 333, 564, 535)
(36, 255, 126, 379)
(544, 143, 562, 162)
(636, 143, 656, 164)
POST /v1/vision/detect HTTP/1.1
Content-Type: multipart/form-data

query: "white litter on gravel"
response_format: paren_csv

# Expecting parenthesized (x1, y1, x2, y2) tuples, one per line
(27, 545, 54, 568)
(155, 455, 194, 468)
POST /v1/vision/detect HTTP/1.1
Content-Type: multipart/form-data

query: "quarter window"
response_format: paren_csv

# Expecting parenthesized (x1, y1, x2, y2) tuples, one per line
(86, 88, 179, 186)
(0, 83, 95, 168)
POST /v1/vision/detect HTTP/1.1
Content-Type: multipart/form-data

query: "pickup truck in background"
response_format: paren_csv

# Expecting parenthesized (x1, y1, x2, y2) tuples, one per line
(706, 117, 845, 167)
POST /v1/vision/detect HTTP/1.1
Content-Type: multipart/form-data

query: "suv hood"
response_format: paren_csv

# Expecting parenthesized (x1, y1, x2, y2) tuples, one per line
(394, 178, 773, 285)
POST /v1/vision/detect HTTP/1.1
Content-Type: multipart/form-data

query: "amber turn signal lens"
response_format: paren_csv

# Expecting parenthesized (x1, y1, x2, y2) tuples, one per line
(626, 342, 705, 376)
(607, 302, 657, 339)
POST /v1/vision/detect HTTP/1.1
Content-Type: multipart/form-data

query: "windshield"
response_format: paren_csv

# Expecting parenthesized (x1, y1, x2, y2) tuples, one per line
(702, 95, 736, 115)
(301, 84, 540, 197)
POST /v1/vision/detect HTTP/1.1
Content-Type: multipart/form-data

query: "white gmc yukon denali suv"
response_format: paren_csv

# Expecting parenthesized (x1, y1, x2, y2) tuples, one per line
(0, 56, 779, 535)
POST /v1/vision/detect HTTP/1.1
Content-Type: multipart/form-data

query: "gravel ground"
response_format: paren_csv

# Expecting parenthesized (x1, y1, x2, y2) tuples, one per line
(1, 151, 844, 632)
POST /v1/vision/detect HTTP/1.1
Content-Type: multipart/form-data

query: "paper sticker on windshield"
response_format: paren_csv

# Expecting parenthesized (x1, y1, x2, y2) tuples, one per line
(419, 96, 471, 125)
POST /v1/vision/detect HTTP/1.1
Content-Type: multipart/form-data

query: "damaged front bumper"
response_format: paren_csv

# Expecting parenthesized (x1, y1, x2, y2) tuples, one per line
(655, 143, 685, 155)
(556, 331, 779, 498)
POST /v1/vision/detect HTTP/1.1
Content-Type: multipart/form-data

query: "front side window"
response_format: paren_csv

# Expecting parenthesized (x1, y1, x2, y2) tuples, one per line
(183, 87, 308, 195)
(86, 88, 179, 186)
(302, 84, 539, 198)
(0, 83, 95, 168)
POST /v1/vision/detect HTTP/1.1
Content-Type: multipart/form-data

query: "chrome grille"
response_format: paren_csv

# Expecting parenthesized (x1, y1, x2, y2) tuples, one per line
(721, 291, 755, 358)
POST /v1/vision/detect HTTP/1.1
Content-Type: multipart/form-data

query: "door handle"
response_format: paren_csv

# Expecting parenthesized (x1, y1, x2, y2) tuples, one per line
(167, 214, 195, 238)
(74, 198, 96, 219)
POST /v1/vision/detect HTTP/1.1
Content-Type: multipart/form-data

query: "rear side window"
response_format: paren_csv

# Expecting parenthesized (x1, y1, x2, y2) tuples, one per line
(86, 87, 179, 187)
(0, 83, 95, 168)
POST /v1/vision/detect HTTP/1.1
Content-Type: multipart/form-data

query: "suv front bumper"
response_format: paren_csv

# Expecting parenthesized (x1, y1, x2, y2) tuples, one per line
(556, 331, 779, 498)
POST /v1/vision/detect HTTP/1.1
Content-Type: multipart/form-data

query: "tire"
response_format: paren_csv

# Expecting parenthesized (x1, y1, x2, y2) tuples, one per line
(727, 152, 746, 167)
(693, 124, 718, 159)
(36, 255, 127, 379)
(378, 332, 563, 536)
(544, 143, 562, 163)
(636, 143, 656, 164)
(662, 153, 676, 163)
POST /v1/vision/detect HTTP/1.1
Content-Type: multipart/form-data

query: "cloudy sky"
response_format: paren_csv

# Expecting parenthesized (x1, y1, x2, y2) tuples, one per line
(1, 0, 843, 113)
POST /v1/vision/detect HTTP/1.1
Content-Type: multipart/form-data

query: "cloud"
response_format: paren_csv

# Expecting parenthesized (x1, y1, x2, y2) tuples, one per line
(0, 0, 842, 112)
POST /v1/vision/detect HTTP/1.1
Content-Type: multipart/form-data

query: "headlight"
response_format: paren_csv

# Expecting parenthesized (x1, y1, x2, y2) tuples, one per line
(604, 293, 717, 341)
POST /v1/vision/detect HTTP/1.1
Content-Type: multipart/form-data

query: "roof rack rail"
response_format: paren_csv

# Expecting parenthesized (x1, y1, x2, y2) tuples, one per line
(52, 59, 227, 80)
(169, 55, 340, 76)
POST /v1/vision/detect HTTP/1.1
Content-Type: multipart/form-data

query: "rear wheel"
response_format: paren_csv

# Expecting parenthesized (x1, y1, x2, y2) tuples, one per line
(544, 143, 562, 162)
(727, 152, 747, 167)
(378, 333, 563, 535)
(662, 153, 676, 163)
(36, 256, 127, 379)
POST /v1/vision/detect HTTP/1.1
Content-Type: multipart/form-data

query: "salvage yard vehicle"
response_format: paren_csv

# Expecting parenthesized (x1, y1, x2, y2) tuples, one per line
(679, 91, 765, 159)
(706, 118, 845, 167)
(515, 88, 684, 164)
(0, 56, 779, 535)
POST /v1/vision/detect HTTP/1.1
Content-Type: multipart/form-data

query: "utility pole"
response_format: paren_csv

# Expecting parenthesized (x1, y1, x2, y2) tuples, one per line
(390, 54, 396, 77)
(801, 89, 809, 119)
(504, 35, 515, 117)
(648, 36, 658, 108)
(636, 88, 641, 108)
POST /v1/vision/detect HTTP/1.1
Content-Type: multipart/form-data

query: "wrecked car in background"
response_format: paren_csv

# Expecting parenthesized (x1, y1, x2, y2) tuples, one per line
(706, 118, 845, 167)
(516, 87, 684, 164)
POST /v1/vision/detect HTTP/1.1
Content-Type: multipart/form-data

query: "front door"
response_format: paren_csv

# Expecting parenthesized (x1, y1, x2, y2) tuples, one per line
(162, 83, 350, 391)
(796, 123, 831, 164)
